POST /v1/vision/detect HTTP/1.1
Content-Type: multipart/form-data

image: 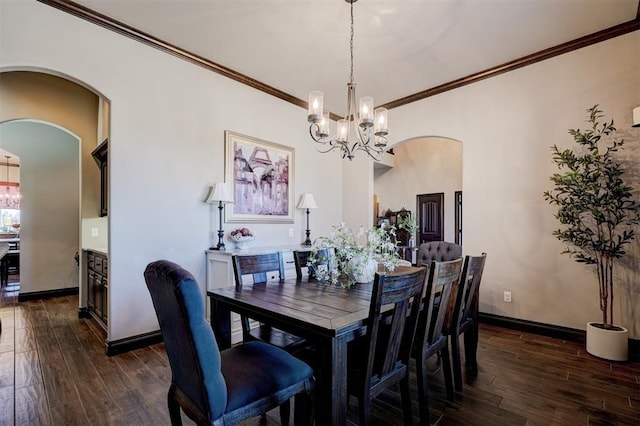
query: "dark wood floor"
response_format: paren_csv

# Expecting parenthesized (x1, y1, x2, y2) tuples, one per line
(1, 279, 638, 425)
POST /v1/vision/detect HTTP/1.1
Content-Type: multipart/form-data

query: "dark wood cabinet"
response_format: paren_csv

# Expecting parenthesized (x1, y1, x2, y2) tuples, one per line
(92, 138, 108, 217)
(86, 250, 108, 329)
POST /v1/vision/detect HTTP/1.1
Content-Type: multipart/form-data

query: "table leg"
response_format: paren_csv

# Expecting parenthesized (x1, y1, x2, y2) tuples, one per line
(210, 298, 231, 350)
(315, 334, 348, 425)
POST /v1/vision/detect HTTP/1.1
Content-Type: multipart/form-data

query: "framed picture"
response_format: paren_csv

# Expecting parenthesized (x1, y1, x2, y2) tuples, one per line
(224, 131, 294, 223)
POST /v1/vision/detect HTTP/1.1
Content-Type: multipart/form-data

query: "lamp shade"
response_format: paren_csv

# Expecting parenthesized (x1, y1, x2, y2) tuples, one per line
(633, 106, 640, 128)
(205, 182, 234, 204)
(297, 193, 318, 209)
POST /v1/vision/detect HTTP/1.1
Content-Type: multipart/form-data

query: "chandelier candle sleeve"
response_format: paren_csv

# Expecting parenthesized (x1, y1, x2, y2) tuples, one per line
(308, 91, 323, 123)
(359, 97, 373, 127)
(374, 108, 388, 135)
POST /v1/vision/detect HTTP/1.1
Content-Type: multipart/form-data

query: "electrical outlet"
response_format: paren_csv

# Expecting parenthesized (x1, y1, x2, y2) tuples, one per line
(503, 291, 512, 303)
(91, 227, 99, 237)
(288, 228, 294, 237)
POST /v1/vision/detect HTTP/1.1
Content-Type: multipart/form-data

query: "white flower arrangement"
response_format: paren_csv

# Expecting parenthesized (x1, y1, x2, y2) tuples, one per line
(310, 223, 399, 287)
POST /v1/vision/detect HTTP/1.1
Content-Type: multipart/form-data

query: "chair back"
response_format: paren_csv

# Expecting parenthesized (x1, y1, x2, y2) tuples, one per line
(293, 248, 332, 280)
(361, 267, 427, 398)
(452, 253, 487, 331)
(144, 260, 227, 422)
(232, 252, 285, 289)
(417, 241, 462, 267)
(419, 258, 463, 347)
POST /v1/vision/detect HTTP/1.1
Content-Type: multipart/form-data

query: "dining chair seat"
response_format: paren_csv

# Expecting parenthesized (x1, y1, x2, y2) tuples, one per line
(144, 260, 314, 425)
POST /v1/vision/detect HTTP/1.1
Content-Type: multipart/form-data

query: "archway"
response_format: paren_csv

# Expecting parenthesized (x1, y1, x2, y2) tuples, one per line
(0, 69, 109, 318)
(0, 119, 81, 294)
(374, 136, 463, 245)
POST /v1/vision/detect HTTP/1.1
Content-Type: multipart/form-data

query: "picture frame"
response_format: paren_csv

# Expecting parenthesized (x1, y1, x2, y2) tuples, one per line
(224, 131, 294, 223)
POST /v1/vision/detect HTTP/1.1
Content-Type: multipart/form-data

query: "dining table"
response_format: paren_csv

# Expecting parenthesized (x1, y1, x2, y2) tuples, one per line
(207, 274, 386, 425)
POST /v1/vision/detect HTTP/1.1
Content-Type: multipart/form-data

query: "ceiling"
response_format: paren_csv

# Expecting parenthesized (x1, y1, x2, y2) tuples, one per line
(47, 0, 640, 115)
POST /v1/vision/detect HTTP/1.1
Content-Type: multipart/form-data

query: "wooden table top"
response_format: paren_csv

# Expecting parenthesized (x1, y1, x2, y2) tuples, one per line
(209, 279, 373, 338)
(208, 266, 422, 339)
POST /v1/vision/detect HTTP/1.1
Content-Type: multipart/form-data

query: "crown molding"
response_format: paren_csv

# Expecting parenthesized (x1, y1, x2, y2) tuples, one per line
(38, 0, 639, 114)
(378, 19, 640, 110)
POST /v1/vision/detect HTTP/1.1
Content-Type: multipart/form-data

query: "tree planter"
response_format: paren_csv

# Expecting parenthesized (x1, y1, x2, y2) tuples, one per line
(586, 322, 628, 361)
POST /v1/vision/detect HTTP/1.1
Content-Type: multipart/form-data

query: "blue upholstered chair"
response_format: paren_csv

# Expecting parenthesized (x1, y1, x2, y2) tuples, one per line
(144, 260, 314, 425)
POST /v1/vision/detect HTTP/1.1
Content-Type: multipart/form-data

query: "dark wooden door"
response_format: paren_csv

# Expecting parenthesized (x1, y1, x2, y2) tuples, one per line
(417, 193, 444, 243)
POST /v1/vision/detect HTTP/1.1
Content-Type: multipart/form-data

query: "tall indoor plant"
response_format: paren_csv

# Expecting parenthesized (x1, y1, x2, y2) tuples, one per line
(543, 105, 640, 361)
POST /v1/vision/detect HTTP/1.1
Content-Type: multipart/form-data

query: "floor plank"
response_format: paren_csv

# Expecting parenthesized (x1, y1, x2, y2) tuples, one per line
(0, 278, 638, 425)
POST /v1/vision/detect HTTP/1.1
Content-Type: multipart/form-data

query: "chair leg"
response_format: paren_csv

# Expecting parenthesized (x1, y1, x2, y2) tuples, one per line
(463, 325, 478, 376)
(399, 375, 413, 425)
(293, 392, 313, 426)
(167, 385, 183, 426)
(279, 399, 291, 426)
(440, 346, 454, 402)
(450, 333, 463, 392)
(415, 355, 430, 426)
(357, 395, 371, 426)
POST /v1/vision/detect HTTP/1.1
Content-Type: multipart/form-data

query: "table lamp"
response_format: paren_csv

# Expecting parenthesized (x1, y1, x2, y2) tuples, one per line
(205, 183, 234, 250)
(297, 193, 318, 246)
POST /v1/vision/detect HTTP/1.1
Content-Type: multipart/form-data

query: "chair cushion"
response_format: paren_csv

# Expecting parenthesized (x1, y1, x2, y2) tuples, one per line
(221, 341, 314, 413)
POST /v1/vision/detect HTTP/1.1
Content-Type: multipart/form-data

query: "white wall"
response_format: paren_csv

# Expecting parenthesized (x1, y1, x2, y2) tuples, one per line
(389, 31, 640, 337)
(375, 137, 463, 242)
(0, 0, 343, 341)
(0, 120, 80, 293)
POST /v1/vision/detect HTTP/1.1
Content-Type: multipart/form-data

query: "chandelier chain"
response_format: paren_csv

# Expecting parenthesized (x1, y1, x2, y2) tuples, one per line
(349, 1, 354, 84)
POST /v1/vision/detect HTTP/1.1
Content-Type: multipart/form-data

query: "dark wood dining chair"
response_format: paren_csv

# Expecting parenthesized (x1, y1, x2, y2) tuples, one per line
(292, 248, 332, 281)
(347, 266, 427, 425)
(446, 253, 487, 391)
(232, 252, 307, 351)
(144, 260, 314, 426)
(412, 258, 463, 425)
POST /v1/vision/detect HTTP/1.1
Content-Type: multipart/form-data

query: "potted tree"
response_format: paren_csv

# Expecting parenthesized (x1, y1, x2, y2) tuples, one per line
(543, 105, 640, 361)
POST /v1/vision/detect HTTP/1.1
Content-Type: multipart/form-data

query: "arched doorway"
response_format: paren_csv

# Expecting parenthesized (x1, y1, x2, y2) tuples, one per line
(0, 119, 81, 295)
(0, 70, 109, 318)
(374, 136, 463, 248)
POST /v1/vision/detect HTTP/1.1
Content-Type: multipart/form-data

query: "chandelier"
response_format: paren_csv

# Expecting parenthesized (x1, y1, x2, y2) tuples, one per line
(2, 156, 20, 209)
(307, 0, 388, 161)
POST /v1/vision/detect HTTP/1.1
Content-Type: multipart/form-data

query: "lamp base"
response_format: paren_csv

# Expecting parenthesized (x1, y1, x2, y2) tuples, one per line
(302, 228, 312, 246)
